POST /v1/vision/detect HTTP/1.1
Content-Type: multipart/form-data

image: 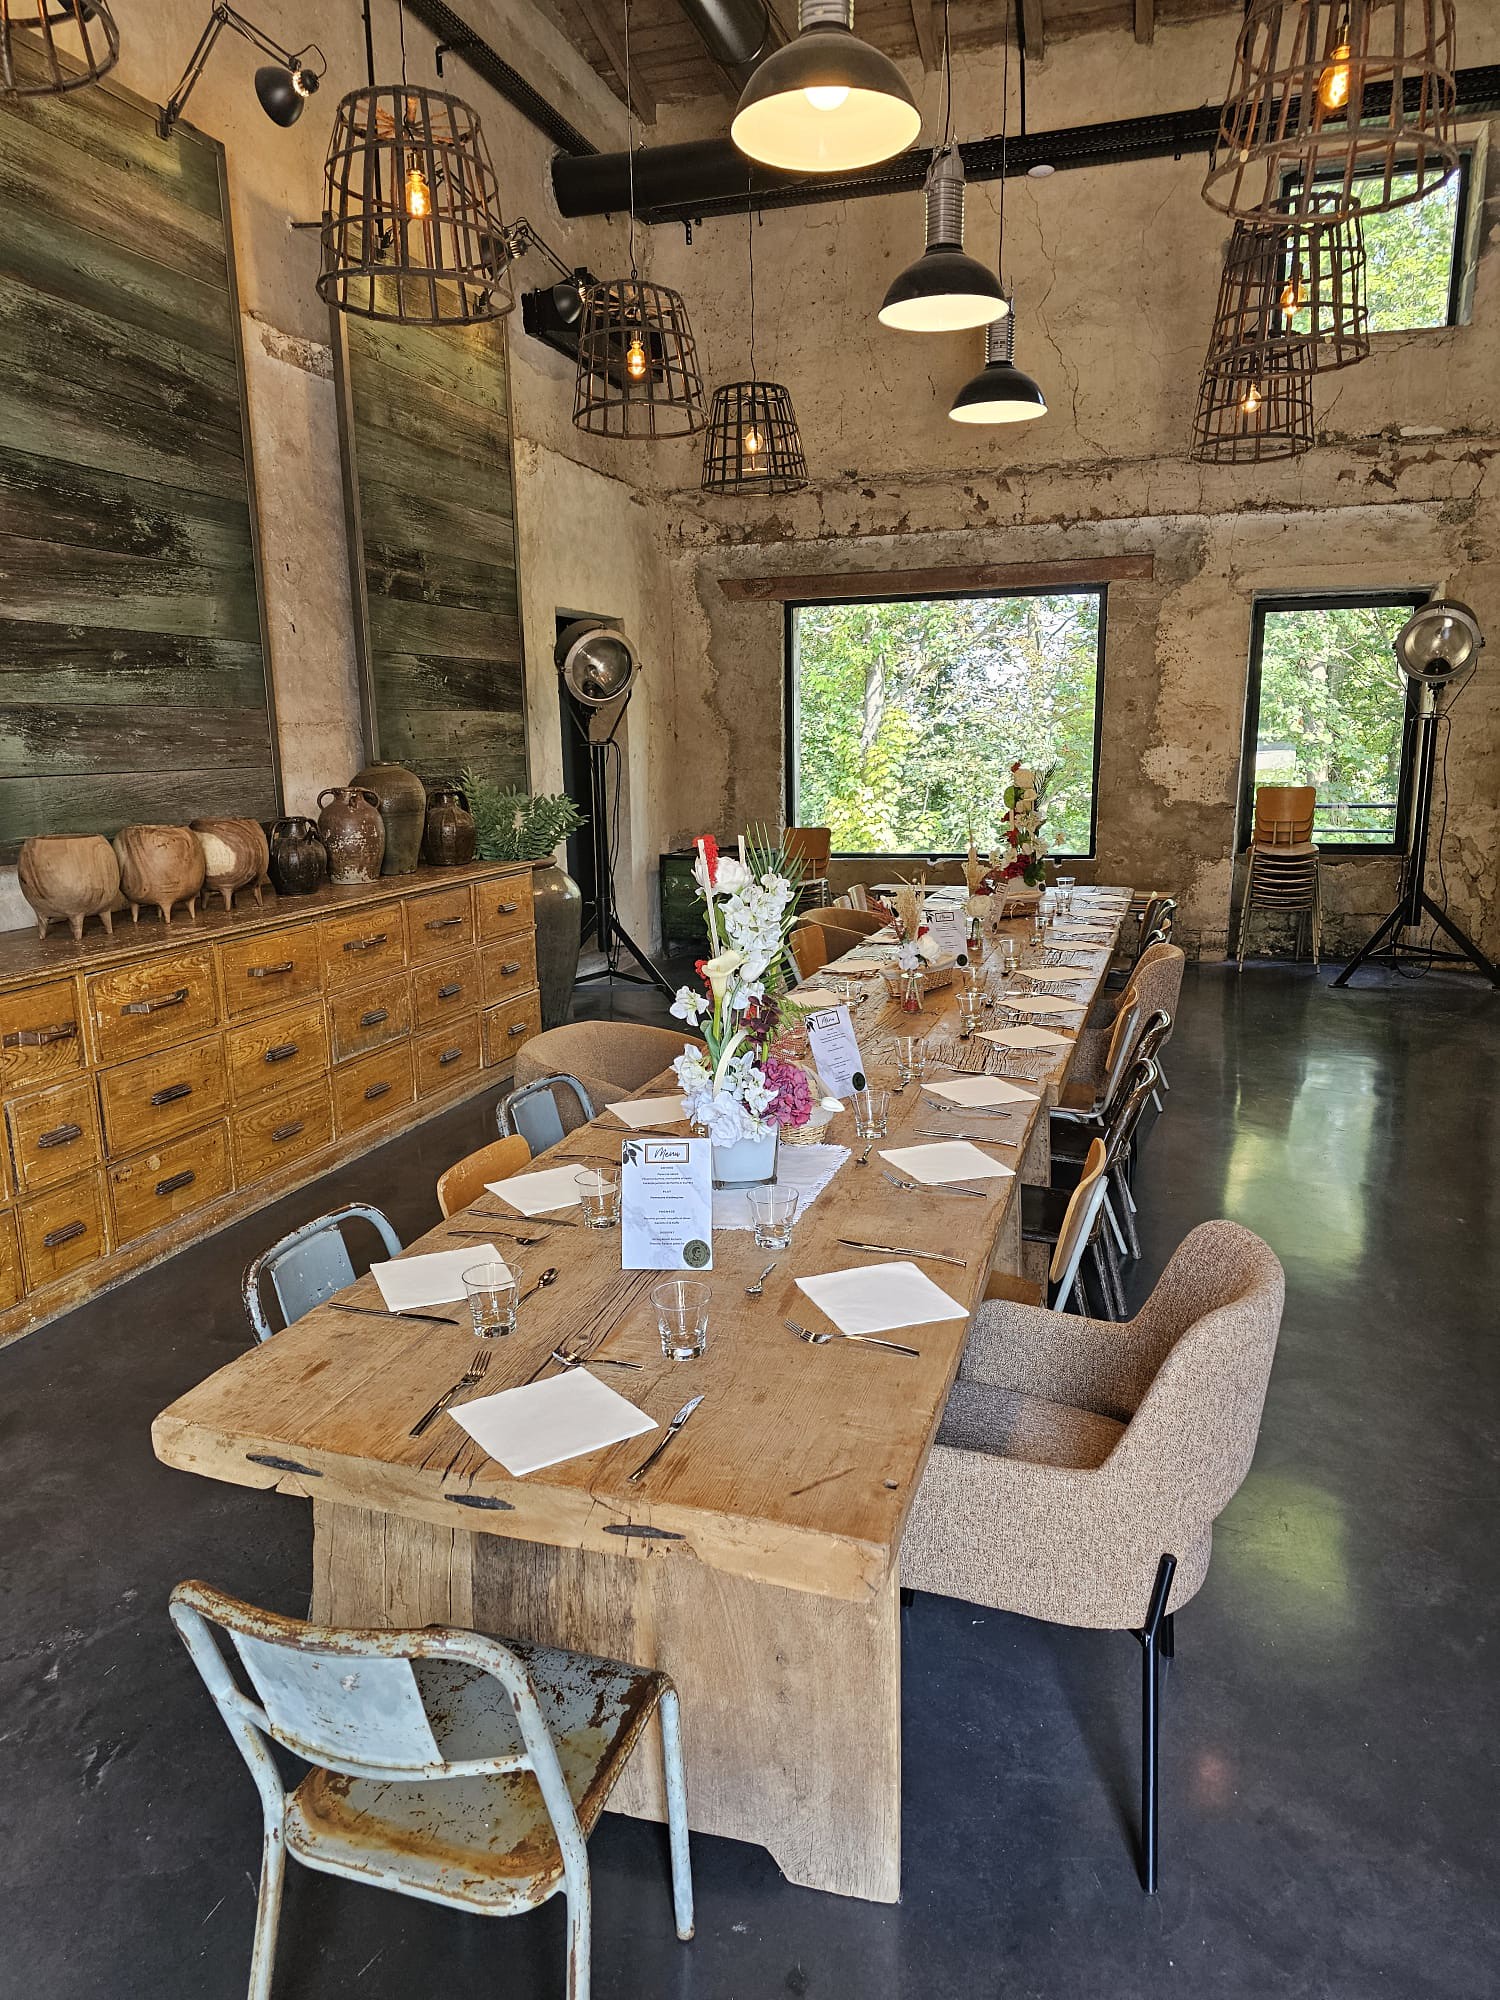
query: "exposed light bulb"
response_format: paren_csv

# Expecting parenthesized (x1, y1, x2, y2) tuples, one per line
(1280, 277, 1302, 312)
(1242, 382, 1263, 415)
(405, 165, 431, 220)
(744, 425, 763, 456)
(625, 334, 648, 380)
(292, 65, 317, 98)
(1319, 40, 1352, 113)
(804, 84, 850, 111)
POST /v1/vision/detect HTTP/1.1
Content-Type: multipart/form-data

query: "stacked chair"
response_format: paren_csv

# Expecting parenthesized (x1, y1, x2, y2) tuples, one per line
(785, 825, 832, 913)
(1236, 784, 1322, 969)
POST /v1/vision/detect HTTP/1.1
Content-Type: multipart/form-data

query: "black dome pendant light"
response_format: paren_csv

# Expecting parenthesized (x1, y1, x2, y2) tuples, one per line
(731, 0, 920, 175)
(880, 4, 1006, 334)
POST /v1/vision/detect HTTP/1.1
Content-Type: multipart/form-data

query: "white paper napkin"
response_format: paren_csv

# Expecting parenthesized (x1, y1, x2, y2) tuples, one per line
(925, 1075, 1038, 1108)
(449, 1370, 656, 1477)
(1017, 962, 1097, 981)
(789, 986, 841, 1007)
(609, 1094, 689, 1129)
(796, 1260, 967, 1336)
(372, 1245, 506, 1310)
(833, 955, 890, 973)
(1002, 994, 1084, 1018)
(879, 1140, 1016, 1185)
(979, 1024, 1075, 1051)
(485, 1165, 588, 1215)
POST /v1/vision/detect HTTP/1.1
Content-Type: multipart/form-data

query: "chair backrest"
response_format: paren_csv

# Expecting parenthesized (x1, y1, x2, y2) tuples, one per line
(789, 925, 829, 981)
(168, 1579, 588, 1885)
(1120, 943, 1185, 1031)
(242, 1203, 402, 1343)
(1254, 784, 1315, 847)
(437, 1135, 532, 1219)
(817, 922, 868, 961)
(1103, 1058, 1158, 1170)
(800, 904, 886, 937)
(514, 1022, 694, 1107)
(1049, 1138, 1110, 1308)
(785, 826, 831, 870)
(842, 884, 871, 911)
(499, 1074, 595, 1154)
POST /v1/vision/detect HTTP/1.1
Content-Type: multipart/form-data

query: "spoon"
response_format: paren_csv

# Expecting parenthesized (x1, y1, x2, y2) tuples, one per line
(744, 1260, 778, 1297)
(519, 1267, 558, 1303)
(854, 1142, 874, 1166)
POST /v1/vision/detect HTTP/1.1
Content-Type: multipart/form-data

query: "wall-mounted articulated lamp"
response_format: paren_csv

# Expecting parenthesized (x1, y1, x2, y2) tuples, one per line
(158, 4, 324, 140)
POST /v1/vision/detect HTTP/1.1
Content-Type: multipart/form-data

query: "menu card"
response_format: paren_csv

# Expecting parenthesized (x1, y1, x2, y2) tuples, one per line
(621, 1137, 714, 1271)
(923, 905, 968, 959)
(805, 1004, 865, 1099)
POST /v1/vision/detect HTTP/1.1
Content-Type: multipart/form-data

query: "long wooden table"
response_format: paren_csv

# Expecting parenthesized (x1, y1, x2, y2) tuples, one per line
(152, 891, 1132, 1902)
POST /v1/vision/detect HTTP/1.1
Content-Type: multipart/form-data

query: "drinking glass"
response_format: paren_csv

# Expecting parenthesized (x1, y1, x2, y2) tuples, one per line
(1056, 874, 1076, 916)
(998, 938, 1018, 977)
(464, 1260, 521, 1340)
(748, 1185, 799, 1249)
(853, 1086, 890, 1139)
(575, 1169, 620, 1229)
(894, 1035, 927, 1084)
(957, 989, 982, 1038)
(653, 1279, 710, 1360)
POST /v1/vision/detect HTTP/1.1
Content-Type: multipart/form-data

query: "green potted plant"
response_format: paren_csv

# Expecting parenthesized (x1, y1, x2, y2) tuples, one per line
(461, 774, 586, 1027)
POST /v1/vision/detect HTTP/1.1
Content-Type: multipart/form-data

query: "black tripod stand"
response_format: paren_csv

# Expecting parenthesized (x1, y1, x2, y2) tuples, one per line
(1334, 692, 1499, 987)
(572, 715, 672, 999)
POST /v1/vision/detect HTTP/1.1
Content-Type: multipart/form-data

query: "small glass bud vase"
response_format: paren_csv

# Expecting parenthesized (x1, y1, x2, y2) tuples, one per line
(900, 966, 926, 1014)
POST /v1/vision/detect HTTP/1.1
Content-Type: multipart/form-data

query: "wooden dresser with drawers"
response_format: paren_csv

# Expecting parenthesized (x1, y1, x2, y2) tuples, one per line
(0, 861, 540, 1348)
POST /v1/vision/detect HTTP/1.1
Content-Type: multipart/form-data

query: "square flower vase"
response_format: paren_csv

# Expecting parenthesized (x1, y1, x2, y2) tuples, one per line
(711, 1129, 779, 1190)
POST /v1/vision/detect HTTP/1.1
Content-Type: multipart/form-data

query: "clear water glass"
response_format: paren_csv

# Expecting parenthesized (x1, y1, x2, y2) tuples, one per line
(653, 1279, 710, 1360)
(957, 989, 982, 1038)
(853, 1086, 890, 1139)
(1056, 874, 1076, 915)
(998, 938, 1018, 977)
(894, 1035, 927, 1084)
(748, 1185, 799, 1249)
(464, 1260, 520, 1340)
(575, 1169, 620, 1229)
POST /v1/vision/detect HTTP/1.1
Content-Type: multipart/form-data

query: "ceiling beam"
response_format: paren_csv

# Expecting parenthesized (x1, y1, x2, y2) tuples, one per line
(1019, 0, 1045, 64)
(719, 556, 1156, 602)
(1133, 0, 1154, 45)
(909, 0, 940, 72)
(571, 0, 658, 124)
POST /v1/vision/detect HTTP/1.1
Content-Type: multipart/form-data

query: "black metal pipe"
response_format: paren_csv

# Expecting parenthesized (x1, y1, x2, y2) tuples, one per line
(405, 0, 597, 156)
(675, 0, 772, 72)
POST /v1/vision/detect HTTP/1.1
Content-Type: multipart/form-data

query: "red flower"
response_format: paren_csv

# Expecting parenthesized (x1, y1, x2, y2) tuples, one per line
(698, 834, 720, 885)
(1005, 827, 1020, 845)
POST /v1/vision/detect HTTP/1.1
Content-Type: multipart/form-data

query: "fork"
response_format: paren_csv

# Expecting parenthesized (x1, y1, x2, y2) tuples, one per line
(784, 1316, 920, 1358)
(410, 1351, 491, 1437)
(881, 1170, 988, 1199)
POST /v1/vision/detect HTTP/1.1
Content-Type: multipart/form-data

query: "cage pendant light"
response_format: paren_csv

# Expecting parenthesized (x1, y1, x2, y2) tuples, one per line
(732, 0, 921, 175)
(1193, 224, 1316, 462)
(703, 202, 807, 491)
(1276, 189, 1369, 371)
(1203, 0, 1459, 222)
(1, 0, 118, 96)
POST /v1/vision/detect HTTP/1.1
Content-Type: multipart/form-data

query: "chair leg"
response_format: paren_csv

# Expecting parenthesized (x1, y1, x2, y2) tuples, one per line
(1089, 1236, 1123, 1321)
(248, 1822, 286, 2000)
(566, 1877, 592, 2000)
(1102, 1187, 1128, 1256)
(1136, 1552, 1177, 1895)
(658, 1687, 695, 1942)
(1112, 1164, 1141, 1259)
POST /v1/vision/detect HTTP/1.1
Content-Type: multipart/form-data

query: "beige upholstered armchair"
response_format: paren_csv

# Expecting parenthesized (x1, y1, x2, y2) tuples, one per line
(512, 1023, 700, 1115)
(901, 1220, 1284, 1892)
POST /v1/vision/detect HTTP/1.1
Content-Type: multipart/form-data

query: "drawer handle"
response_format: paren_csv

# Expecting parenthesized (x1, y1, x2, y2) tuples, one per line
(359, 1007, 389, 1028)
(437, 982, 462, 1000)
(247, 961, 295, 980)
(264, 1042, 299, 1065)
(364, 1080, 392, 1102)
(3, 1020, 77, 1050)
(425, 914, 464, 931)
(155, 1169, 196, 1198)
(499, 960, 521, 977)
(507, 1021, 529, 1038)
(439, 1046, 464, 1066)
(121, 987, 188, 1017)
(271, 1120, 304, 1143)
(43, 1220, 87, 1250)
(149, 1081, 193, 1107)
(36, 1122, 83, 1150)
(495, 900, 519, 915)
(343, 932, 388, 954)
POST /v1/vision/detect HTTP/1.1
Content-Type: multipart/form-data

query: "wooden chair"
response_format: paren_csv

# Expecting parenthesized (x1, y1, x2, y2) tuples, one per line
(242, 1204, 401, 1343)
(437, 1135, 532, 1219)
(1029, 1059, 1161, 1310)
(784, 826, 831, 872)
(1237, 786, 1322, 969)
(904, 1221, 1285, 1892)
(800, 904, 887, 938)
(513, 1023, 697, 1113)
(984, 1136, 1112, 1314)
(169, 1579, 693, 2000)
(789, 924, 830, 981)
(837, 885, 871, 911)
(1253, 784, 1316, 846)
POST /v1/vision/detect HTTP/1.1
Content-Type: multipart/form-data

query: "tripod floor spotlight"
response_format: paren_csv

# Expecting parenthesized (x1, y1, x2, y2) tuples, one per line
(1335, 600, 1498, 989)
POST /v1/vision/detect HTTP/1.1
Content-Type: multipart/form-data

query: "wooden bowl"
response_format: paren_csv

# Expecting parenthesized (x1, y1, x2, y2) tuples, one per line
(113, 824, 206, 925)
(17, 834, 122, 942)
(189, 818, 271, 913)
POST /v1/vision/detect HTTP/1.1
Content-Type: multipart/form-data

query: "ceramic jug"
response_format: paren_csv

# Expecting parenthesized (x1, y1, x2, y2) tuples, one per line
(268, 817, 329, 897)
(317, 787, 385, 884)
(422, 784, 478, 867)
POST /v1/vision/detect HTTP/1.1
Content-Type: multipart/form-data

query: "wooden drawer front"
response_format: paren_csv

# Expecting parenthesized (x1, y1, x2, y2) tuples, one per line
(410, 952, 481, 1029)
(87, 949, 218, 1065)
(334, 1043, 415, 1138)
(319, 904, 407, 989)
(7, 1077, 103, 1195)
(475, 873, 534, 943)
(20, 1174, 108, 1290)
(233, 1079, 334, 1184)
(226, 1002, 330, 1107)
(481, 934, 538, 1007)
(484, 992, 542, 1068)
(108, 1122, 232, 1247)
(0, 978, 85, 1090)
(0, 1208, 20, 1312)
(330, 975, 411, 1064)
(414, 1015, 481, 1098)
(219, 925, 323, 1020)
(407, 885, 474, 962)
(98, 1035, 228, 1156)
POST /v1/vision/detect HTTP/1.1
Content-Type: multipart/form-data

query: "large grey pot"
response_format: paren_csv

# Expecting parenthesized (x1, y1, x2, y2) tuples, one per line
(531, 859, 582, 1027)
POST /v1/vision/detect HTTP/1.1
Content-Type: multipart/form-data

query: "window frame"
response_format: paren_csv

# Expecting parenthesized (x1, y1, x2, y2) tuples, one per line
(1278, 151, 1473, 331)
(1239, 590, 1428, 857)
(784, 583, 1109, 862)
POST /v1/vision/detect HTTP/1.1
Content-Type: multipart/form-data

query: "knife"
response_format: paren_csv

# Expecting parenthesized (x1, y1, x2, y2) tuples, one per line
(837, 1237, 967, 1268)
(329, 1301, 462, 1327)
(627, 1395, 705, 1483)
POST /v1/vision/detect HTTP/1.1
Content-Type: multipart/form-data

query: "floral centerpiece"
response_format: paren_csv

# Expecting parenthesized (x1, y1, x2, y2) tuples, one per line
(992, 762, 1054, 890)
(669, 834, 814, 1187)
(877, 876, 942, 1013)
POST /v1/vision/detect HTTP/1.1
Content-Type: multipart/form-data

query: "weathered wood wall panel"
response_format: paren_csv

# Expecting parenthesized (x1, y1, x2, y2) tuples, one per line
(335, 307, 526, 790)
(0, 62, 275, 862)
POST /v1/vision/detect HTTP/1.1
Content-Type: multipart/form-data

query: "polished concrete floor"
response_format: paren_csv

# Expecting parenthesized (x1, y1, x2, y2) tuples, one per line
(2, 961, 1497, 1998)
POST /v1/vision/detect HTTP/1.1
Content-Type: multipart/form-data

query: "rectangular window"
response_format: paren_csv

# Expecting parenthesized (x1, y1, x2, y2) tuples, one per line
(787, 589, 1105, 857)
(1282, 158, 1470, 332)
(1241, 595, 1424, 851)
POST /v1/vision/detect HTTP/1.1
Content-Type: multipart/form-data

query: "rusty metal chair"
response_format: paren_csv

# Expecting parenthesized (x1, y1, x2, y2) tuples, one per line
(242, 1204, 401, 1343)
(169, 1580, 694, 2000)
(498, 1073, 596, 1154)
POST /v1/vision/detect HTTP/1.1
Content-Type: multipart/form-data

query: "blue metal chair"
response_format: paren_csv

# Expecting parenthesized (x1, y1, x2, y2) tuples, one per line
(498, 1074, 595, 1156)
(169, 1579, 693, 2000)
(242, 1203, 402, 1343)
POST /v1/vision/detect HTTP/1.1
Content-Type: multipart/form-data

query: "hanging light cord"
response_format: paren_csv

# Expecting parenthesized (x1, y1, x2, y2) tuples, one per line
(997, 0, 1011, 281)
(940, 0, 953, 151)
(625, 0, 638, 278)
(398, 0, 407, 83)
(747, 187, 757, 380)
